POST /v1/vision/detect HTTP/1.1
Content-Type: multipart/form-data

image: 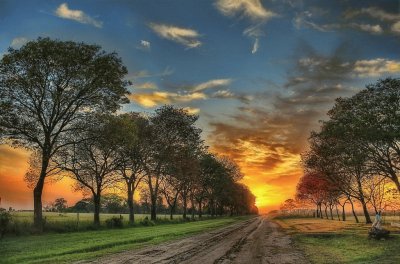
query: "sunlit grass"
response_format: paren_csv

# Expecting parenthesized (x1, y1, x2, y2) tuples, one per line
(274, 216, 400, 264)
(0, 216, 251, 264)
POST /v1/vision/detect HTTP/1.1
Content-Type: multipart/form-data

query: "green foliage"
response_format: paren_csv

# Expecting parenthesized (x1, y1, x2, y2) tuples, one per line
(0, 211, 12, 238)
(105, 216, 124, 228)
(139, 216, 155, 226)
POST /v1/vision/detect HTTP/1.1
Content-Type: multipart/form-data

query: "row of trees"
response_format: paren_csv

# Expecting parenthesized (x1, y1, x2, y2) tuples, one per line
(297, 78, 400, 223)
(0, 38, 257, 230)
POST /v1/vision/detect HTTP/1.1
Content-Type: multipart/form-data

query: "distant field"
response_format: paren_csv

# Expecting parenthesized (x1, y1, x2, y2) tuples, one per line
(11, 212, 182, 224)
(0, 216, 251, 264)
(273, 216, 400, 264)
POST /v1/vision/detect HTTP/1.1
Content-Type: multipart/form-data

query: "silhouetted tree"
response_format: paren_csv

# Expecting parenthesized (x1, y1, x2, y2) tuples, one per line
(0, 38, 129, 230)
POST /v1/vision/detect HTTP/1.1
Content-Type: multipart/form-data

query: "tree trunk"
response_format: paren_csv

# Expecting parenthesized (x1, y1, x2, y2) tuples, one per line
(329, 205, 333, 220)
(360, 197, 372, 224)
(341, 204, 346, 221)
(127, 183, 135, 224)
(390, 171, 400, 193)
(33, 149, 50, 231)
(356, 176, 372, 224)
(335, 204, 340, 221)
(198, 200, 203, 218)
(93, 194, 101, 226)
(316, 204, 319, 218)
(349, 198, 359, 223)
(324, 204, 328, 219)
(182, 194, 187, 219)
(150, 194, 157, 221)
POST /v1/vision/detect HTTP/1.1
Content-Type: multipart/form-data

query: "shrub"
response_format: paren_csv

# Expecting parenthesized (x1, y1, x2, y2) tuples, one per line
(140, 216, 155, 226)
(0, 211, 12, 238)
(105, 216, 124, 228)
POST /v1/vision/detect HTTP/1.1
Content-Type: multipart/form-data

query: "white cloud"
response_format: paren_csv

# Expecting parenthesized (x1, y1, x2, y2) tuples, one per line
(212, 90, 235, 98)
(149, 23, 202, 48)
(133, 82, 157, 89)
(251, 38, 259, 54)
(351, 23, 383, 34)
(10, 37, 28, 49)
(348, 7, 400, 22)
(391, 21, 400, 34)
(129, 91, 207, 108)
(353, 58, 400, 77)
(183, 107, 200, 115)
(139, 40, 151, 51)
(55, 3, 103, 28)
(215, 0, 276, 54)
(192, 78, 232, 92)
(215, 0, 276, 21)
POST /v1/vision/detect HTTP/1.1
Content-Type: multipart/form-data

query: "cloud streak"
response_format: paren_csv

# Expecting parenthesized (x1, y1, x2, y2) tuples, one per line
(149, 23, 202, 48)
(192, 78, 232, 92)
(55, 3, 103, 28)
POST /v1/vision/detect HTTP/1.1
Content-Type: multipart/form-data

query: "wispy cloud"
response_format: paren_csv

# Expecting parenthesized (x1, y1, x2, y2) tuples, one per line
(129, 91, 207, 108)
(215, 0, 276, 54)
(55, 3, 103, 28)
(133, 82, 157, 89)
(344, 7, 400, 35)
(192, 78, 232, 92)
(149, 23, 202, 48)
(353, 58, 400, 77)
(10, 37, 28, 49)
(183, 107, 200, 115)
(215, 0, 276, 21)
(137, 40, 151, 51)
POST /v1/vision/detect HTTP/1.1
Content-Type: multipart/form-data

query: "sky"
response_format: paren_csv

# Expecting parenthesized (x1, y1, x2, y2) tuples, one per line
(0, 0, 400, 213)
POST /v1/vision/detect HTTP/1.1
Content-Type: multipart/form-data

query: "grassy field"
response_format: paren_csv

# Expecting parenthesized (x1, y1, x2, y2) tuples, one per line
(11, 211, 182, 224)
(273, 216, 400, 264)
(0, 216, 251, 264)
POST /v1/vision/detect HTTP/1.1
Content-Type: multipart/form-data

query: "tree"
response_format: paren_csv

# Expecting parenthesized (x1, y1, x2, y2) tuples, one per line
(144, 105, 202, 221)
(0, 38, 129, 230)
(113, 113, 147, 224)
(296, 172, 331, 218)
(56, 115, 123, 225)
(101, 194, 127, 213)
(280, 199, 297, 212)
(54, 198, 67, 213)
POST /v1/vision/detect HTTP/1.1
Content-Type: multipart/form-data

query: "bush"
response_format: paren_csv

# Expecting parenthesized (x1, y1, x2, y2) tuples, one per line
(140, 216, 155, 226)
(0, 211, 12, 238)
(105, 216, 124, 228)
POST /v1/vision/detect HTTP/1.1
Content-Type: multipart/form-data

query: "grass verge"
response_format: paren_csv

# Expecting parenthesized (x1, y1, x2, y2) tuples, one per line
(273, 217, 400, 264)
(0, 216, 251, 264)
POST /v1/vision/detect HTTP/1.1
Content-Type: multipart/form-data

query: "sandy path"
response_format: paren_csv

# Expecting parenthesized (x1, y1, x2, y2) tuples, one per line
(86, 216, 309, 264)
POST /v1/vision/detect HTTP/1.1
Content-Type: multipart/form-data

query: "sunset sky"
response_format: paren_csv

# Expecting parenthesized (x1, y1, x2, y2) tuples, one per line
(1, 0, 400, 212)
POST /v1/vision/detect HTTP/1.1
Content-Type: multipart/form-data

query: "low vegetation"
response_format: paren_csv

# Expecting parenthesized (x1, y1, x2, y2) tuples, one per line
(273, 216, 400, 264)
(0, 216, 251, 263)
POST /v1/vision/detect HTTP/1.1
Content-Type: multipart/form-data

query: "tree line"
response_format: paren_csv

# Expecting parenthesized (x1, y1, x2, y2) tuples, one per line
(297, 78, 400, 223)
(0, 38, 257, 230)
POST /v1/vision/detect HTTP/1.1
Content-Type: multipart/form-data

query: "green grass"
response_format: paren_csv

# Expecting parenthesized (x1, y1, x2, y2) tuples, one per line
(274, 217, 400, 264)
(0, 216, 251, 264)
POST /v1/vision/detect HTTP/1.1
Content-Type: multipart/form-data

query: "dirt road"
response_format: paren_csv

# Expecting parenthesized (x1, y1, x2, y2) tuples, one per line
(89, 216, 309, 264)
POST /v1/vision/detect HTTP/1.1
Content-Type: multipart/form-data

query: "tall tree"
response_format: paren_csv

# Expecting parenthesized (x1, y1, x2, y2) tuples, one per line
(56, 115, 123, 225)
(0, 38, 129, 229)
(114, 113, 148, 224)
(145, 105, 202, 221)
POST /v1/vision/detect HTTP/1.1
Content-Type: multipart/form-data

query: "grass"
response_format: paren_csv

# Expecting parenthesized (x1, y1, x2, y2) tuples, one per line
(273, 216, 400, 264)
(5, 212, 192, 235)
(0, 216, 251, 264)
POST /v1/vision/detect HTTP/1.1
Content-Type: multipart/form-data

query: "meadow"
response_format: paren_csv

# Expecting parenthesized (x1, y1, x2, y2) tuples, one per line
(3, 211, 200, 236)
(0, 215, 251, 263)
(273, 215, 400, 264)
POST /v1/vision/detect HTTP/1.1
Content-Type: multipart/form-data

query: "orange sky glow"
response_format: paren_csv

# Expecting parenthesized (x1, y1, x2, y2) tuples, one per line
(0, 142, 302, 213)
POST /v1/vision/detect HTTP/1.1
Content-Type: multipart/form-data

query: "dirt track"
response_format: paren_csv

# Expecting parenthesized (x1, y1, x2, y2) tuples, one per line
(89, 216, 309, 264)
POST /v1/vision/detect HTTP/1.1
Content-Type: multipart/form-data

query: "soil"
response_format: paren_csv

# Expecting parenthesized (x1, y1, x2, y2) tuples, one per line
(87, 216, 310, 264)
